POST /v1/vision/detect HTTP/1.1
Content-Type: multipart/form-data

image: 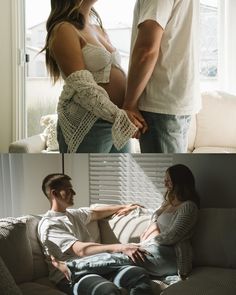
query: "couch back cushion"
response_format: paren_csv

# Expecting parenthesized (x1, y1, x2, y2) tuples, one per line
(195, 91, 236, 149)
(19, 215, 49, 280)
(192, 208, 236, 268)
(98, 209, 151, 244)
(0, 218, 33, 284)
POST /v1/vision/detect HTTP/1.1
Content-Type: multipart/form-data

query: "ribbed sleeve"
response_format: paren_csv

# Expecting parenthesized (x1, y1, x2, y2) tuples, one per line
(155, 201, 198, 245)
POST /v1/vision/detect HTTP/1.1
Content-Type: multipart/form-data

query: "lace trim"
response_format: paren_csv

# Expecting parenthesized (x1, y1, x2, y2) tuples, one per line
(57, 70, 137, 152)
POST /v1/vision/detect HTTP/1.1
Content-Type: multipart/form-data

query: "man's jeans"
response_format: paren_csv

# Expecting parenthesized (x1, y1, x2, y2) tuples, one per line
(57, 119, 131, 153)
(58, 239, 176, 294)
(57, 265, 154, 295)
(140, 111, 192, 153)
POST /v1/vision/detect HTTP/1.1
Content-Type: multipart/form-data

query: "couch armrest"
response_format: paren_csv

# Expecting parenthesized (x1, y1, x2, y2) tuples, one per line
(9, 134, 47, 153)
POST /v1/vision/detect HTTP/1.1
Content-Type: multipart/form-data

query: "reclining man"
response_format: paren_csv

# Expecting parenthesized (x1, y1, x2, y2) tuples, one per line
(38, 173, 154, 295)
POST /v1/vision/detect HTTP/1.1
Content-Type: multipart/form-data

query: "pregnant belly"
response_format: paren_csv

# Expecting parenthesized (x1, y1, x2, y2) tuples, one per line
(99, 66, 126, 108)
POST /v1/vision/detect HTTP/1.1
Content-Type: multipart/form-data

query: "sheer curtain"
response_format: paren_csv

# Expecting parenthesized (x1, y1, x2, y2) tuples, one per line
(0, 154, 23, 218)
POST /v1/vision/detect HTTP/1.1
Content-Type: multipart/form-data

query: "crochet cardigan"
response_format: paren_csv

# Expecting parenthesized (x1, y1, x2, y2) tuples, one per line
(57, 70, 137, 152)
(152, 200, 199, 278)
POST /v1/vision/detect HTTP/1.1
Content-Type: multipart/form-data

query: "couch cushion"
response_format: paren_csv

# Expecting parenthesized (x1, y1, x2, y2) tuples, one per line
(162, 267, 236, 295)
(192, 147, 236, 153)
(99, 209, 151, 244)
(19, 215, 49, 280)
(19, 282, 66, 295)
(192, 208, 236, 268)
(0, 256, 22, 295)
(0, 218, 33, 284)
(195, 91, 236, 149)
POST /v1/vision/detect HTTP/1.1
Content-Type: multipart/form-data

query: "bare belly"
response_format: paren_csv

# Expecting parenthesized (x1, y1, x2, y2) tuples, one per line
(99, 66, 126, 108)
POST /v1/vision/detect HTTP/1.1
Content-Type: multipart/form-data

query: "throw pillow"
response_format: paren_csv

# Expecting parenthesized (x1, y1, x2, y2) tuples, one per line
(0, 256, 22, 295)
(99, 208, 151, 244)
(19, 215, 49, 280)
(40, 114, 59, 151)
(0, 218, 34, 284)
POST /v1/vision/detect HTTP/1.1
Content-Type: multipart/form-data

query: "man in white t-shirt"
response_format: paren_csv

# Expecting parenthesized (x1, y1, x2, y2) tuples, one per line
(38, 173, 154, 295)
(123, 0, 201, 153)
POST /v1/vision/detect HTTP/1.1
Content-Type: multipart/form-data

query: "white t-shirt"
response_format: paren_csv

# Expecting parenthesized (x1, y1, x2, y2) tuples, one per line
(131, 0, 201, 115)
(38, 208, 93, 284)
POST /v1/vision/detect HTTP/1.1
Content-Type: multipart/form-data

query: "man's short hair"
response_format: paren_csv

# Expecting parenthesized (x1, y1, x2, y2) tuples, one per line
(42, 173, 72, 198)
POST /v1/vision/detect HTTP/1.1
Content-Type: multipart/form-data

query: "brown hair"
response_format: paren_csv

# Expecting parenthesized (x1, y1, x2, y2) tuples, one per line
(41, 0, 103, 83)
(164, 164, 200, 208)
(42, 173, 72, 198)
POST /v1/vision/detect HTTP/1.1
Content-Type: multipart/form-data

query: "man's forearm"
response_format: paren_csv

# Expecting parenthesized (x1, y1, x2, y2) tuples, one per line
(72, 241, 123, 257)
(123, 20, 163, 110)
(91, 204, 126, 220)
(124, 47, 159, 109)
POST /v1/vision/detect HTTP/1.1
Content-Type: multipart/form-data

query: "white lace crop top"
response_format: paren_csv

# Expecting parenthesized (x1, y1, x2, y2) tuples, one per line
(155, 212, 174, 232)
(81, 43, 124, 83)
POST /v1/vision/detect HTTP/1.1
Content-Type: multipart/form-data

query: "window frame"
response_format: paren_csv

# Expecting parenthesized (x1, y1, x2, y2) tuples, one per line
(11, 0, 26, 141)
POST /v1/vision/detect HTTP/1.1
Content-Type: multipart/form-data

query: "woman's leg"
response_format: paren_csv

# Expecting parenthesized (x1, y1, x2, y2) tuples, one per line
(139, 242, 177, 276)
(57, 119, 132, 153)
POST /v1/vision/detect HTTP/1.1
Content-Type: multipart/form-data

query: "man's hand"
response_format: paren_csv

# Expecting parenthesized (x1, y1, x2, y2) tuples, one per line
(115, 203, 144, 216)
(120, 243, 147, 263)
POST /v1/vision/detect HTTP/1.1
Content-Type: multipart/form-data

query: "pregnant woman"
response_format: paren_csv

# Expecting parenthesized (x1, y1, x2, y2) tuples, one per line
(41, 0, 147, 153)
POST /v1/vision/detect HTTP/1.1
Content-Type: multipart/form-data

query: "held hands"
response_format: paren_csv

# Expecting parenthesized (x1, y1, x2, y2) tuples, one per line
(115, 203, 145, 216)
(124, 108, 148, 139)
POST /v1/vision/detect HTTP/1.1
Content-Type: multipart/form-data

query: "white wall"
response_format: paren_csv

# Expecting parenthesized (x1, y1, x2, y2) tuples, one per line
(21, 154, 90, 215)
(0, 0, 12, 152)
(3, 154, 236, 216)
(173, 154, 236, 208)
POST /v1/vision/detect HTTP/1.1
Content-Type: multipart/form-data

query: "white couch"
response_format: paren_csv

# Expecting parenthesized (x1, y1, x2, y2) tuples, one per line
(1, 208, 236, 295)
(9, 91, 236, 153)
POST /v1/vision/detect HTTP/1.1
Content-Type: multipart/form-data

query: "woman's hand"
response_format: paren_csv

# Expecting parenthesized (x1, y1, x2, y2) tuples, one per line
(124, 109, 148, 139)
(115, 203, 144, 216)
(140, 223, 160, 242)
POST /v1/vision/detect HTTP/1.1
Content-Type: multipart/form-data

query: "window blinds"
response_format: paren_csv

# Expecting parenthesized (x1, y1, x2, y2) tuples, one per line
(89, 154, 173, 209)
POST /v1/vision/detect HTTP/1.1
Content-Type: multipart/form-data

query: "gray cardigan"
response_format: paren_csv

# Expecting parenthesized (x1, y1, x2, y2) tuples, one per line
(153, 200, 199, 277)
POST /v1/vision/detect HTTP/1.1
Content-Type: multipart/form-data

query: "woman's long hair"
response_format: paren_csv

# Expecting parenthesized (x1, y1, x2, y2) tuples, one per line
(41, 0, 103, 83)
(164, 164, 200, 208)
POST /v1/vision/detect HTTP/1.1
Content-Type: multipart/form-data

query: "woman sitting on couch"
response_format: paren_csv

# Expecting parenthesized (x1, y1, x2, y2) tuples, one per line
(52, 164, 200, 283)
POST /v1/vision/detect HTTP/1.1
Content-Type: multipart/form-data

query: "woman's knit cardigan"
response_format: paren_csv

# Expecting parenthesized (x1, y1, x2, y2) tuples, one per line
(57, 70, 137, 152)
(152, 200, 199, 278)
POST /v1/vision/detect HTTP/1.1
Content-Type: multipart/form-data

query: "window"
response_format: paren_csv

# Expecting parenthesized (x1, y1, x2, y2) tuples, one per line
(25, 0, 62, 137)
(200, 0, 219, 91)
(22, 0, 224, 138)
(89, 154, 173, 208)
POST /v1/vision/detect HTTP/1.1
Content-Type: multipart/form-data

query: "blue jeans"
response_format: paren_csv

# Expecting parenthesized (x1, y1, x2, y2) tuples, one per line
(67, 239, 177, 278)
(140, 112, 191, 153)
(57, 119, 131, 153)
(57, 265, 153, 295)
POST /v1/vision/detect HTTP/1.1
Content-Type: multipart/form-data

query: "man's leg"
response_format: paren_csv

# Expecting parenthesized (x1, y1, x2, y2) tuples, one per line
(113, 265, 154, 295)
(140, 112, 191, 153)
(73, 274, 121, 295)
